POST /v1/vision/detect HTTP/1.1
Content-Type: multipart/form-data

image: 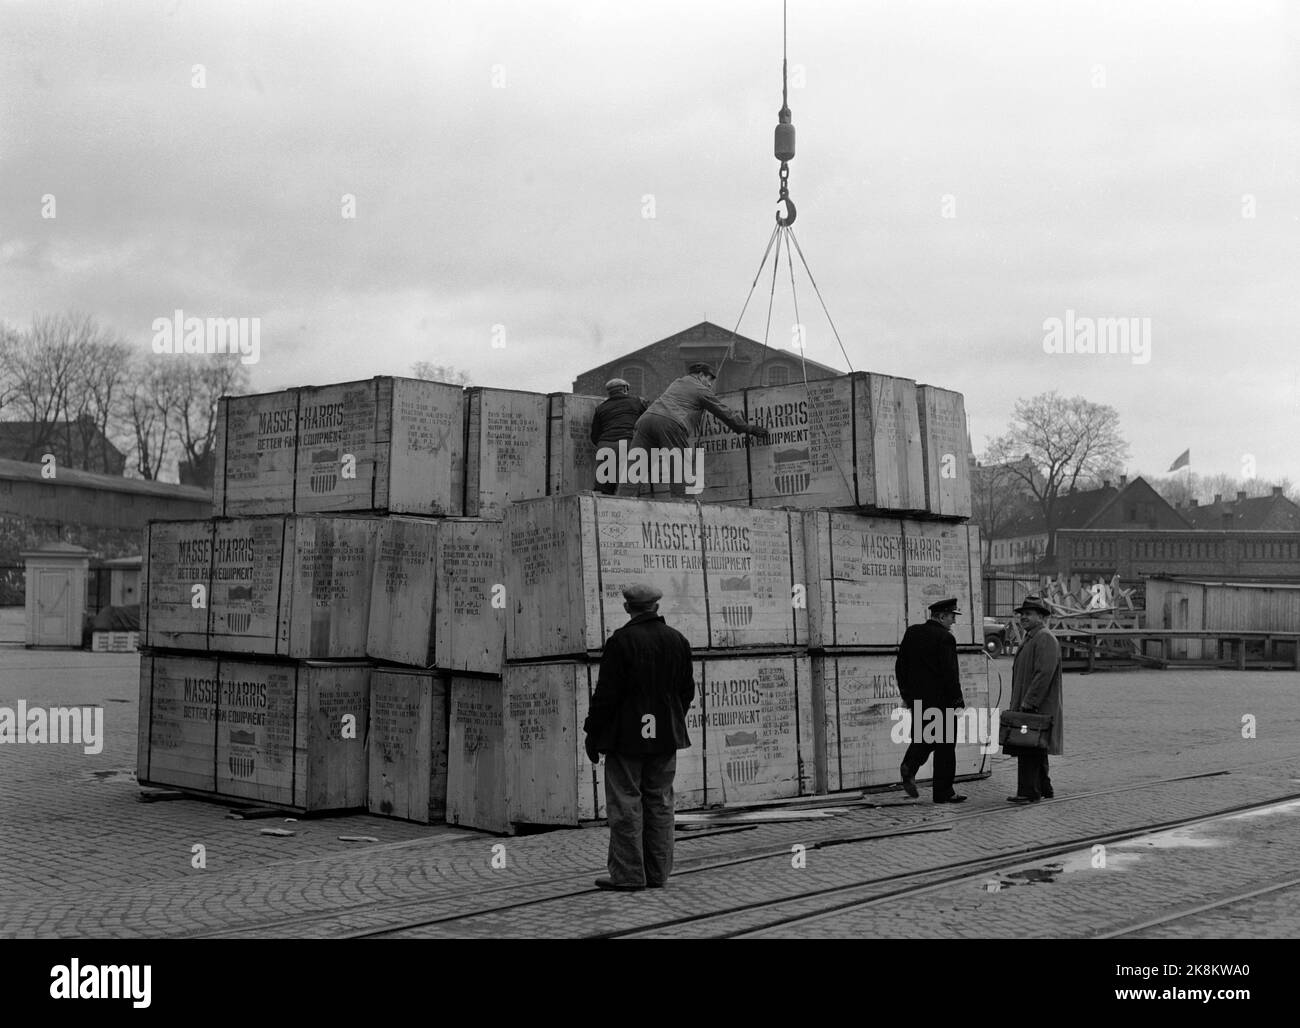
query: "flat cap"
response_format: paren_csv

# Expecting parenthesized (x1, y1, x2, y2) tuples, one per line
(622, 582, 663, 605)
(688, 362, 716, 377)
(928, 597, 963, 615)
(605, 378, 630, 393)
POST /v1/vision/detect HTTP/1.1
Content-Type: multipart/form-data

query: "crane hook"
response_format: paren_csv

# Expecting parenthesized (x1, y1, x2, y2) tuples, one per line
(776, 195, 796, 226)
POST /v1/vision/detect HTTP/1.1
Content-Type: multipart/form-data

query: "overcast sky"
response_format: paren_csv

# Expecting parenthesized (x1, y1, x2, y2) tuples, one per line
(2, 0, 1297, 484)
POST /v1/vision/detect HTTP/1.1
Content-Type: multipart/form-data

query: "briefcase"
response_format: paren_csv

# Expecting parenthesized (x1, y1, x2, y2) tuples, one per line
(999, 711, 1053, 752)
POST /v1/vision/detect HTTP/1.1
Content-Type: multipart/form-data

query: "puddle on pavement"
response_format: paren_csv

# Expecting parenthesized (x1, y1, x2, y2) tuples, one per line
(1113, 825, 1227, 851)
(1226, 798, 1300, 821)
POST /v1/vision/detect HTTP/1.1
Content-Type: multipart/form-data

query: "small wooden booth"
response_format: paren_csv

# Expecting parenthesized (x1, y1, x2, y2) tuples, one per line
(22, 541, 90, 648)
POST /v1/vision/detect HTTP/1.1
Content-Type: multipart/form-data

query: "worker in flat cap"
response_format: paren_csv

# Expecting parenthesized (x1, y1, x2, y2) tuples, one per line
(1007, 595, 1064, 803)
(582, 582, 696, 890)
(894, 597, 968, 803)
(589, 379, 648, 494)
(614, 361, 770, 500)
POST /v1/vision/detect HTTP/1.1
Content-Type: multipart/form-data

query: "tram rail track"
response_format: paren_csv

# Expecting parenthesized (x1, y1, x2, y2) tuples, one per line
(185, 753, 1300, 940)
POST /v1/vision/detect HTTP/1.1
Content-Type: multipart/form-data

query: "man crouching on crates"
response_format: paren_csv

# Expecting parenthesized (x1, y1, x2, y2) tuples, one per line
(582, 583, 696, 890)
(612, 362, 769, 499)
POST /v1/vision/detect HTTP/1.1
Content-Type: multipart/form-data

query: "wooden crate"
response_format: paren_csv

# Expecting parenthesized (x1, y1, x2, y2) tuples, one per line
(802, 511, 909, 648)
(142, 520, 213, 650)
(368, 669, 449, 823)
(213, 659, 369, 811)
(744, 373, 926, 512)
(367, 518, 504, 672)
(92, 631, 139, 653)
(138, 653, 220, 793)
(901, 521, 980, 647)
(916, 385, 972, 518)
(547, 393, 602, 495)
(446, 676, 510, 834)
(504, 654, 810, 826)
(137, 655, 370, 812)
(504, 495, 807, 660)
(815, 651, 990, 793)
(213, 377, 465, 517)
(209, 516, 379, 658)
(464, 388, 550, 519)
(695, 388, 753, 504)
(212, 389, 299, 516)
(699, 653, 815, 805)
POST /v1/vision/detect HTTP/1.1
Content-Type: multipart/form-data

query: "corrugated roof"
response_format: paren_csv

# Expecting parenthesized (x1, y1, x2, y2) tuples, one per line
(0, 458, 211, 502)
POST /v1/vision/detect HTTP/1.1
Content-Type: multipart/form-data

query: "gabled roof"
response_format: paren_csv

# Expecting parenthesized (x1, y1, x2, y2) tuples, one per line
(998, 484, 1118, 537)
(1182, 493, 1300, 531)
(994, 476, 1188, 537)
(0, 458, 210, 502)
(605, 321, 844, 377)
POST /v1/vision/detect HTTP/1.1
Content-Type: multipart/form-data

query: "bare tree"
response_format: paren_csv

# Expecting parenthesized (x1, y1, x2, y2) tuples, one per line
(970, 455, 1036, 568)
(175, 361, 249, 486)
(125, 364, 178, 481)
(985, 392, 1130, 558)
(410, 361, 472, 386)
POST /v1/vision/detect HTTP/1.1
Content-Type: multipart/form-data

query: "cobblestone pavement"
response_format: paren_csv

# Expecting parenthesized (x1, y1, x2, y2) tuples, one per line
(2, 644, 1298, 939)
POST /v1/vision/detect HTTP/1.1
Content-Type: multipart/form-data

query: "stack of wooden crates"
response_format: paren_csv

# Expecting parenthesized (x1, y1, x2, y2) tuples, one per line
(137, 369, 987, 833)
(137, 378, 599, 822)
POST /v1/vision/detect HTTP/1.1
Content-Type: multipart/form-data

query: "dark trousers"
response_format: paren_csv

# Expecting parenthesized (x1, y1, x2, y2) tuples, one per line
(614, 414, 691, 499)
(604, 750, 677, 886)
(593, 437, 628, 494)
(901, 741, 957, 800)
(1016, 751, 1053, 799)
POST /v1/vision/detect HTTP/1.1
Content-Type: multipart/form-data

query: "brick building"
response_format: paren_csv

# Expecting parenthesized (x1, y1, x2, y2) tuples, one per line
(0, 418, 127, 476)
(572, 321, 843, 401)
(985, 475, 1190, 572)
(1178, 487, 1300, 532)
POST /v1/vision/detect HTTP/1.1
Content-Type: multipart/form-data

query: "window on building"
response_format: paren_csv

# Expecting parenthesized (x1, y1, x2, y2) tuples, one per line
(765, 364, 790, 386)
(621, 366, 645, 396)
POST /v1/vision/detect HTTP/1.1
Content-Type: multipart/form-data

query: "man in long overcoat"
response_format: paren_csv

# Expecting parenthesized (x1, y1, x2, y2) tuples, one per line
(895, 597, 967, 803)
(1007, 595, 1064, 803)
(582, 583, 696, 890)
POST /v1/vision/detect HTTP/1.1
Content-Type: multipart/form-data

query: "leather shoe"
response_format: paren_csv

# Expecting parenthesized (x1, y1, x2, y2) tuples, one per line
(646, 881, 667, 889)
(595, 877, 644, 891)
(934, 793, 967, 803)
(1041, 790, 1055, 799)
(1006, 795, 1039, 804)
(899, 763, 919, 798)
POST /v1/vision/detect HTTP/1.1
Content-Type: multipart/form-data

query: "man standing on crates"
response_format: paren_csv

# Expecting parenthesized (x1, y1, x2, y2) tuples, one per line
(895, 597, 968, 804)
(590, 378, 647, 495)
(582, 582, 696, 890)
(614, 362, 769, 499)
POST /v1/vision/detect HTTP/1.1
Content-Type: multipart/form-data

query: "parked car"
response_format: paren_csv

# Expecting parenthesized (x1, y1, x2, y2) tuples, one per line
(983, 616, 1012, 657)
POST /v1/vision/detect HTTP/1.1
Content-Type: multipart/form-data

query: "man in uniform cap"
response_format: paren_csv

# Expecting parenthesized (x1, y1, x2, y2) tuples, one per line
(582, 582, 696, 890)
(894, 597, 968, 803)
(589, 379, 648, 494)
(1007, 595, 1064, 803)
(614, 361, 770, 499)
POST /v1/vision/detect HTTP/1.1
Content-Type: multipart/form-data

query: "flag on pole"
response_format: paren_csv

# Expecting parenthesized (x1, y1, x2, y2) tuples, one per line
(1168, 449, 1190, 472)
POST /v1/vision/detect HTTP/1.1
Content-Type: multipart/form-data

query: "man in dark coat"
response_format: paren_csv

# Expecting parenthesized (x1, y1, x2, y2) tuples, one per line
(1007, 595, 1064, 803)
(895, 597, 967, 803)
(590, 379, 647, 494)
(582, 583, 696, 890)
